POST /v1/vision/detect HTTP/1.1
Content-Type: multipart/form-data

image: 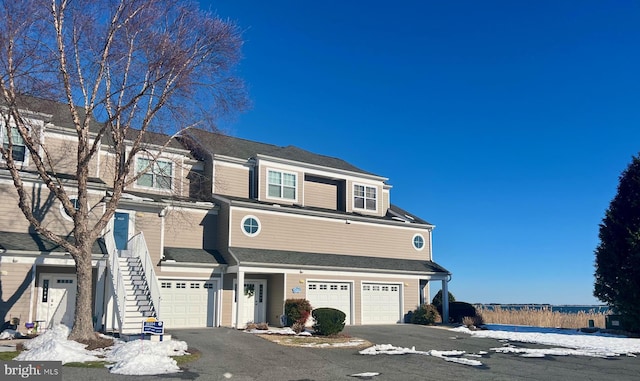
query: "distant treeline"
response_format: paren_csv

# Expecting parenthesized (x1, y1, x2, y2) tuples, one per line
(474, 304, 610, 314)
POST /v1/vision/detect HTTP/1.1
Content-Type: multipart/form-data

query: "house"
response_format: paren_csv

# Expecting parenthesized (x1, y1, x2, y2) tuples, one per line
(0, 97, 451, 334)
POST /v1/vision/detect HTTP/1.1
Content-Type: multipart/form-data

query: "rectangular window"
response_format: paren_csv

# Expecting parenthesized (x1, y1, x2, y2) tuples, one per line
(2, 126, 26, 162)
(267, 169, 296, 200)
(354, 184, 377, 211)
(136, 157, 173, 190)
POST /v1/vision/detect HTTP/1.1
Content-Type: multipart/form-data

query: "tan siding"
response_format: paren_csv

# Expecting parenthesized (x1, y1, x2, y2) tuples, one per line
(265, 274, 284, 326)
(383, 189, 390, 212)
(304, 180, 337, 210)
(42, 136, 79, 175)
(98, 151, 116, 185)
(214, 163, 249, 198)
(163, 209, 207, 249)
(0, 183, 103, 236)
(286, 274, 419, 325)
(230, 209, 430, 260)
(221, 275, 235, 327)
(133, 210, 162, 269)
(216, 204, 230, 254)
(0, 263, 33, 323)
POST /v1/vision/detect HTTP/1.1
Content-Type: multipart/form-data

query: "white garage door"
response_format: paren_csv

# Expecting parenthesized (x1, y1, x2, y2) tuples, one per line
(306, 281, 351, 325)
(160, 280, 217, 328)
(361, 283, 401, 324)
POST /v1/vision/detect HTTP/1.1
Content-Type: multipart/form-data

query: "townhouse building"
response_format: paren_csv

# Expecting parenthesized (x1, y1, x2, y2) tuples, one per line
(0, 97, 450, 334)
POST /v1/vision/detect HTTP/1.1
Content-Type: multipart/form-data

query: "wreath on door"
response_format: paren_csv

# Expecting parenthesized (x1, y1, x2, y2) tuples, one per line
(244, 284, 255, 298)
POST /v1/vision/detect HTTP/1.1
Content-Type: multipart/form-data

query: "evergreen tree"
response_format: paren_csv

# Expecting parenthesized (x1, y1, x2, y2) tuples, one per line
(432, 290, 456, 315)
(594, 154, 640, 332)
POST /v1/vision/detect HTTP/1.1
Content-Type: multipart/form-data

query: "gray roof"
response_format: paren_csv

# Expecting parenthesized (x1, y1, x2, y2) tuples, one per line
(181, 129, 378, 176)
(228, 247, 449, 275)
(0, 231, 106, 254)
(162, 247, 227, 265)
(214, 194, 432, 226)
(5, 95, 186, 151)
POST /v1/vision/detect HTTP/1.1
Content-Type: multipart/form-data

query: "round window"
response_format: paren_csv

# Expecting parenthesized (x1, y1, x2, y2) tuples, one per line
(60, 197, 80, 221)
(241, 215, 261, 237)
(413, 234, 425, 251)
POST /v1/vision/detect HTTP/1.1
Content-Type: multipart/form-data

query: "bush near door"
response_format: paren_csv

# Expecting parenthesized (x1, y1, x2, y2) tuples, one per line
(312, 308, 346, 336)
(284, 299, 312, 332)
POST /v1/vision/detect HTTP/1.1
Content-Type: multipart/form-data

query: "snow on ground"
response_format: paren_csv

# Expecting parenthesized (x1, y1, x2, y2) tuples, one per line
(359, 324, 640, 367)
(359, 344, 484, 366)
(453, 324, 640, 358)
(12, 325, 188, 375)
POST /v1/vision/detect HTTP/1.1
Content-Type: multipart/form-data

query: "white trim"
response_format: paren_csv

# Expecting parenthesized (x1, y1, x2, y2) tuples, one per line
(232, 278, 267, 327)
(412, 233, 426, 251)
(352, 182, 378, 213)
(265, 167, 298, 203)
(239, 265, 445, 280)
(59, 196, 79, 222)
(133, 156, 175, 192)
(240, 215, 261, 237)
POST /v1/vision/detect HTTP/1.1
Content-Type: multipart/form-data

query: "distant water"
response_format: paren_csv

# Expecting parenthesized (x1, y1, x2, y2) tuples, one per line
(474, 304, 610, 314)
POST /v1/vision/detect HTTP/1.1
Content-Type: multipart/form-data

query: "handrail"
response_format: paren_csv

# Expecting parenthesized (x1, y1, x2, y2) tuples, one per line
(103, 231, 125, 334)
(128, 232, 161, 318)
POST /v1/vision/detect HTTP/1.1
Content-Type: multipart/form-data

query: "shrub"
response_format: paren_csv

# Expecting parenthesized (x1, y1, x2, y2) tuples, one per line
(449, 301, 478, 323)
(410, 304, 440, 325)
(462, 314, 484, 328)
(284, 299, 312, 327)
(312, 308, 346, 336)
(432, 290, 456, 316)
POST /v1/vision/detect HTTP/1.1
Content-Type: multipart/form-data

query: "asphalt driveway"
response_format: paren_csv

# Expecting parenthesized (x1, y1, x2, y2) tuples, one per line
(62, 324, 640, 381)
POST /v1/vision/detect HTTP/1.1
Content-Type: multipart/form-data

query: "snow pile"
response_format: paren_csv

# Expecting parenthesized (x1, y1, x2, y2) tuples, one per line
(359, 344, 484, 366)
(105, 337, 188, 375)
(13, 325, 189, 375)
(14, 325, 102, 364)
(452, 325, 640, 358)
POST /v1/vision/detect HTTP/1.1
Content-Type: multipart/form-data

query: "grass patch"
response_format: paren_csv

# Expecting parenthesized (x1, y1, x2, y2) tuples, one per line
(257, 334, 372, 348)
(65, 361, 110, 368)
(0, 351, 19, 361)
(173, 348, 201, 366)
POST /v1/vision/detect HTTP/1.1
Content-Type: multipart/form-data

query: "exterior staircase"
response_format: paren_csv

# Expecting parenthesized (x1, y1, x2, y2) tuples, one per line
(118, 256, 156, 334)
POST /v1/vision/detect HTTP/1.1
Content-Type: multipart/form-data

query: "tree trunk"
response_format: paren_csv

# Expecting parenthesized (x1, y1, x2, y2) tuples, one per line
(68, 245, 95, 342)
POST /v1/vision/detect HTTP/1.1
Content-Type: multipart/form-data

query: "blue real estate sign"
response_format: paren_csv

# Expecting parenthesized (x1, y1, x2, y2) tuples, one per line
(142, 318, 164, 335)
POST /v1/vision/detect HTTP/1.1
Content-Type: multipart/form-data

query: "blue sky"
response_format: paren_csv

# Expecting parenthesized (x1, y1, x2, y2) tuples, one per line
(202, 1, 640, 305)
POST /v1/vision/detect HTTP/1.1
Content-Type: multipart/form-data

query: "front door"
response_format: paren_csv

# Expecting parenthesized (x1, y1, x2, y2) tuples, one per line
(235, 280, 266, 327)
(36, 275, 77, 330)
(113, 212, 129, 250)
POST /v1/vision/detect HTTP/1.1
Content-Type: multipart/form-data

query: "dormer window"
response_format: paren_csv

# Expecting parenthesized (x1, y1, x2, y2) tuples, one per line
(268, 169, 296, 200)
(2, 126, 27, 162)
(354, 184, 377, 211)
(136, 157, 173, 190)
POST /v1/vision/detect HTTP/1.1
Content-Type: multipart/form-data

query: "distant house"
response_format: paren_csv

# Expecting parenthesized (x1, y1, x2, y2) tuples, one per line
(0, 97, 451, 333)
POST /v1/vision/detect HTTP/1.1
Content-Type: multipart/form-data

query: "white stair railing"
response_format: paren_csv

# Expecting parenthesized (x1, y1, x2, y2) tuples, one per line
(128, 232, 161, 318)
(103, 231, 125, 334)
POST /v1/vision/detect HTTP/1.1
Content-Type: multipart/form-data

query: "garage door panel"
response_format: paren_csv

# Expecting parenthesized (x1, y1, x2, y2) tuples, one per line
(306, 282, 351, 325)
(362, 283, 401, 324)
(160, 280, 216, 328)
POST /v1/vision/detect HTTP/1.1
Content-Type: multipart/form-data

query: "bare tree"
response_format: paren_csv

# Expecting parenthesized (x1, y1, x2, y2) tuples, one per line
(0, 0, 246, 342)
